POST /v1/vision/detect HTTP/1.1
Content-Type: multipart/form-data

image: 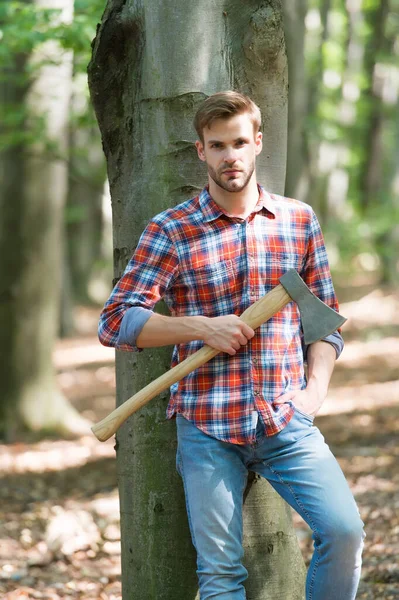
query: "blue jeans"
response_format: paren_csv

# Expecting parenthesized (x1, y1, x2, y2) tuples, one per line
(176, 410, 365, 600)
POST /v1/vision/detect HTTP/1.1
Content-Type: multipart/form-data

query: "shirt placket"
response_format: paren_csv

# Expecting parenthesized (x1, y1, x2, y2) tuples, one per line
(243, 215, 263, 426)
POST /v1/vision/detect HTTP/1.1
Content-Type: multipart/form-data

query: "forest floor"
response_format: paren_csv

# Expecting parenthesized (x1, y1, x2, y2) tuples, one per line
(0, 275, 398, 600)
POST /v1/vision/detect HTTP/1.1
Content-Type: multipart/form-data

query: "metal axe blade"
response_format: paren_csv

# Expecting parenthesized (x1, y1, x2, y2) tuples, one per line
(279, 269, 347, 345)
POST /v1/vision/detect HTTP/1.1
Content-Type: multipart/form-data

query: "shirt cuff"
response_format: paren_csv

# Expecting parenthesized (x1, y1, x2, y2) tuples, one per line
(116, 307, 153, 352)
(302, 330, 344, 362)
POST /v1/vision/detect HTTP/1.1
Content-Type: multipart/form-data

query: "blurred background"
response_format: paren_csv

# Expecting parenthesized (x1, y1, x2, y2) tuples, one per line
(0, 0, 398, 599)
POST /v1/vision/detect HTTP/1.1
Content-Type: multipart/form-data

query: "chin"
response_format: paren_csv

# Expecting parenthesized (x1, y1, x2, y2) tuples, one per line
(225, 182, 246, 193)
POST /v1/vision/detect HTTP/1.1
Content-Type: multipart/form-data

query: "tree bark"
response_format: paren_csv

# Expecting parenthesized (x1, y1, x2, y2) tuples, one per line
(0, 0, 91, 437)
(89, 1, 305, 598)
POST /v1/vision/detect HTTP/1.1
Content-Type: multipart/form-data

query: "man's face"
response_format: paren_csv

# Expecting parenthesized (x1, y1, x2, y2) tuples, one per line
(195, 112, 262, 193)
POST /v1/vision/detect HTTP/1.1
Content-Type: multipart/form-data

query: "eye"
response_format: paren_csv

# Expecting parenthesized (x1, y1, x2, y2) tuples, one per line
(211, 142, 223, 149)
(236, 139, 246, 146)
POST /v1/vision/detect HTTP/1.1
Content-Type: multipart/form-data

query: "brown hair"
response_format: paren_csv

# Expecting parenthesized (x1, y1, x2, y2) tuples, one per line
(194, 91, 261, 142)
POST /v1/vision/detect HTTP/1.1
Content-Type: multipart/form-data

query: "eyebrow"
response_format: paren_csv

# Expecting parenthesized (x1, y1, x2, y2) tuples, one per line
(207, 137, 250, 144)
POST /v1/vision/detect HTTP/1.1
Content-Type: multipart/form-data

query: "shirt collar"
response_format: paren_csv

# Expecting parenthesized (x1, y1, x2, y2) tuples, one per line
(199, 185, 276, 223)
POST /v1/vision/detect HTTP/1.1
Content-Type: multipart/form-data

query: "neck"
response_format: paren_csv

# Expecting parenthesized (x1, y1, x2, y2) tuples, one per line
(208, 173, 260, 219)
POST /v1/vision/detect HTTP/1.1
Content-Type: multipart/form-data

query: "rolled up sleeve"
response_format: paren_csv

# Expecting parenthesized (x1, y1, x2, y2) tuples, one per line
(301, 209, 344, 360)
(98, 220, 179, 351)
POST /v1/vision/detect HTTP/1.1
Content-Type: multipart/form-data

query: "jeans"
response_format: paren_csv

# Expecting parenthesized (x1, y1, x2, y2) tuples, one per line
(176, 409, 365, 600)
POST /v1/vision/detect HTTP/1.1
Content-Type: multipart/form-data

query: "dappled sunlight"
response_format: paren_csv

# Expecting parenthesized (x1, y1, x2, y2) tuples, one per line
(340, 289, 399, 331)
(340, 337, 399, 363)
(320, 380, 399, 416)
(0, 436, 115, 475)
(54, 338, 115, 370)
(2, 287, 399, 598)
(350, 474, 397, 495)
(319, 290, 399, 418)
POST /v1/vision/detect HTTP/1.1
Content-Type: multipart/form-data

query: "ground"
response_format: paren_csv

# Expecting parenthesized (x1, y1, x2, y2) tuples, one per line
(0, 277, 398, 599)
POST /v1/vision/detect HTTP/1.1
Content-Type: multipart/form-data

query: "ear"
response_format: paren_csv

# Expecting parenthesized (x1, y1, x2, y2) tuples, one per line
(255, 131, 263, 156)
(195, 140, 206, 162)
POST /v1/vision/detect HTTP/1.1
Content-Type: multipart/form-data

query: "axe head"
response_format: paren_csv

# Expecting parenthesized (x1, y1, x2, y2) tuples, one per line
(279, 269, 346, 344)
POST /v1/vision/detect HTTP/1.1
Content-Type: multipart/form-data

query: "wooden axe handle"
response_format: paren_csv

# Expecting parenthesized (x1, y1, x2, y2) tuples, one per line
(92, 284, 291, 442)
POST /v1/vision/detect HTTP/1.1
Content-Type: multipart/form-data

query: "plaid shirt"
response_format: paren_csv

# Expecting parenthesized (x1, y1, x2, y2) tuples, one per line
(99, 186, 341, 445)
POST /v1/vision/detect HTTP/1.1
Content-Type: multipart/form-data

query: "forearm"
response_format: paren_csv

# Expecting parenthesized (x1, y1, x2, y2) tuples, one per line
(306, 340, 336, 404)
(136, 312, 210, 348)
(136, 312, 255, 355)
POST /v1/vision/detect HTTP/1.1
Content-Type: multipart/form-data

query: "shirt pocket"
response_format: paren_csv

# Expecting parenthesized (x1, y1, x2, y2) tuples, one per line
(190, 258, 239, 314)
(267, 252, 304, 285)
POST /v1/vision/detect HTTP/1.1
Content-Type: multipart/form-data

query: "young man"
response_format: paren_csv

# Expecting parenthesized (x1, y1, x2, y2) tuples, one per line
(99, 91, 365, 600)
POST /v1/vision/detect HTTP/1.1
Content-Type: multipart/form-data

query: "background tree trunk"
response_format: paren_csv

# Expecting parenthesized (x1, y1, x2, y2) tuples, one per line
(282, 0, 308, 200)
(360, 0, 389, 213)
(66, 69, 106, 307)
(304, 0, 331, 219)
(89, 1, 305, 598)
(0, 0, 91, 437)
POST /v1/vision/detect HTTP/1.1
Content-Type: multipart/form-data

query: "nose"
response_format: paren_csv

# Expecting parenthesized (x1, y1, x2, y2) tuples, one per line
(223, 146, 239, 164)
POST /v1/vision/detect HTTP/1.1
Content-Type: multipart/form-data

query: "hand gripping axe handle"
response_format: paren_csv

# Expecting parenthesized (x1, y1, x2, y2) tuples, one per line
(92, 269, 346, 442)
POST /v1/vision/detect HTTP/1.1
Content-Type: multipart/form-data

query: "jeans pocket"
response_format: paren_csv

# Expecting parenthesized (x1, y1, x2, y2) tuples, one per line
(294, 405, 314, 422)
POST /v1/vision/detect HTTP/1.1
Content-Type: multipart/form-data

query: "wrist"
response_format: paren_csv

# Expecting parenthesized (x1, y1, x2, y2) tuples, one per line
(191, 316, 212, 341)
(306, 375, 328, 402)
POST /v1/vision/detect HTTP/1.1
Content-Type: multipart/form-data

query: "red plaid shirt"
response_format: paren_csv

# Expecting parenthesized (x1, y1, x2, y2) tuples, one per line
(99, 186, 341, 445)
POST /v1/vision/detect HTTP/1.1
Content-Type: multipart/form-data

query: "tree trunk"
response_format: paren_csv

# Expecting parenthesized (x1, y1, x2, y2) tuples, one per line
(361, 0, 397, 283)
(304, 0, 331, 219)
(66, 69, 106, 307)
(89, 1, 305, 598)
(282, 0, 308, 200)
(384, 106, 399, 284)
(0, 0, 91, 437)
(359, 0, 389, 213)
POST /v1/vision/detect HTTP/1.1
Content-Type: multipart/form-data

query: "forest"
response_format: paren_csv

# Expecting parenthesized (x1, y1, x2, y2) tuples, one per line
(0, 0, 398, 599)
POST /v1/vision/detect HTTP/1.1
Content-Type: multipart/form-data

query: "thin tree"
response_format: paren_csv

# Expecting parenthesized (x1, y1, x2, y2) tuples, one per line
(0, 0, 91, 437)
(360, 0, 389, 213)
(89, 1, 306, 598)
(282, 0, 308, 200)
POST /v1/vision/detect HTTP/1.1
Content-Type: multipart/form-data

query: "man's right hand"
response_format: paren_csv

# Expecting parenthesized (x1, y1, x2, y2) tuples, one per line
(202, 315, 255, 356)
(136, 312, 255, 352)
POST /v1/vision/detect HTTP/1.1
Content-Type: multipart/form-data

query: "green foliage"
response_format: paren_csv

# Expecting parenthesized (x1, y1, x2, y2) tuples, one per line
(0, 1, 103, 66)
(0, 0, 104, 151)
(304, 0, 399, 279)
(65, 204, 88, 224)
(0, 4, 61, 58)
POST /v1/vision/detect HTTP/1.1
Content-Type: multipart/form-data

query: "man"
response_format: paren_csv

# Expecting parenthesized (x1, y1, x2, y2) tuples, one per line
(99, 91, 365, 600)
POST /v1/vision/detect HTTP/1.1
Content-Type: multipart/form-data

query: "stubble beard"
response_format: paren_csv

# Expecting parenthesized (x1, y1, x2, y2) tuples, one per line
(207, 161, 255, 193)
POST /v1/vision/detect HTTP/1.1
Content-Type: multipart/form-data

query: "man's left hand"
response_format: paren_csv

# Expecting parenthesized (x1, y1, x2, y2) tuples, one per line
(274, 384, 325, 418)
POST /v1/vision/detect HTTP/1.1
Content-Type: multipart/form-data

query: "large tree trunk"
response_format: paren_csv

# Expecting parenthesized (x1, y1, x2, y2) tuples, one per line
(0, 0, 91, 438)
(89, 1, 305, 598)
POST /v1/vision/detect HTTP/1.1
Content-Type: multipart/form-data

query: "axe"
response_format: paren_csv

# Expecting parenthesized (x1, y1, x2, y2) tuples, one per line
(92, 269, 346, 442)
